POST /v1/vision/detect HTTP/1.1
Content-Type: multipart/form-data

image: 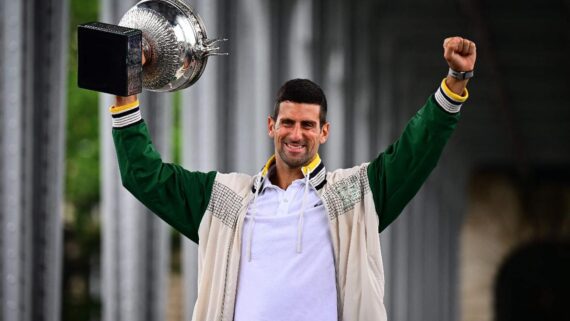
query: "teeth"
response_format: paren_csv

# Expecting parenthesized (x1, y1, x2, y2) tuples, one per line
(286, 143, 303, 149)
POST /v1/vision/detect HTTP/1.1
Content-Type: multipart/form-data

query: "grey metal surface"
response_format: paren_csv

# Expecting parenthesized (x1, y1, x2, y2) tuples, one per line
(230, 0, 272, 174)
(100, 1, 173, 321)
(1, 0, 68, 320)
(1, 1, 24, 320)
(24, 1, 69, 320)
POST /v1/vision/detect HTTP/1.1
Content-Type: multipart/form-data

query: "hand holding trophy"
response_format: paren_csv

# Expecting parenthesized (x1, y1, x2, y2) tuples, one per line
(78, 0, 227, 96)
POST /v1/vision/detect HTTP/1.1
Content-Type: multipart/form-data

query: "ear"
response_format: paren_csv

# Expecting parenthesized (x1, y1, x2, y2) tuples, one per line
(268, 116, 276, 138)
(319, 122, 330, 144)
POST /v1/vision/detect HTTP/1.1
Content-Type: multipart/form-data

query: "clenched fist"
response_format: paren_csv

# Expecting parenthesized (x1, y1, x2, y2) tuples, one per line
(443, 37, 476, 72)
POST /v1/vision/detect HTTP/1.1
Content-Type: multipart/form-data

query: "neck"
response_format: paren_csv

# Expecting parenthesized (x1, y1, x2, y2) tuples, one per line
(271, 160, 304, 190)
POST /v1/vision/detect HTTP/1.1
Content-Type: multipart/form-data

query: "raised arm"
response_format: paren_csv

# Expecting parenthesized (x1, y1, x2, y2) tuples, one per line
(111, 95, 216, 243)
(443, 36, 477, 95)
(368, 36, 477, 232)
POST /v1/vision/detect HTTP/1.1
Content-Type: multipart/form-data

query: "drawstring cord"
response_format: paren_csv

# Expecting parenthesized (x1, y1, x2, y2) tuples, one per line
(247, 170, 312, 261)
(246, 175, 262, 262)
(296, 174, 310, 253)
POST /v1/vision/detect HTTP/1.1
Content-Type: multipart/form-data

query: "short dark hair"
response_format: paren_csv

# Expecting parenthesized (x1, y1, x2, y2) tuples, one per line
(273, 78, 327, 126)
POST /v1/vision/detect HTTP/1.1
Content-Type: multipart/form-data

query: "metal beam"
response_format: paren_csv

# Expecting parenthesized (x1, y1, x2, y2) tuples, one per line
(1, 1, 25, 320)
(1, 0, 68, 320)
(99, 1, 173, 321)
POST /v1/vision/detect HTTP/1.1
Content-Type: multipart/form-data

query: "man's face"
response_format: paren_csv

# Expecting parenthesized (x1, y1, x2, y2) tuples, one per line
(268, 101, 329, 169)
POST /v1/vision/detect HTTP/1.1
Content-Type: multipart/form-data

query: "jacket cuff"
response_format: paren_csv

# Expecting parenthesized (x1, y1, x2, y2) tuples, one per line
(109, 100, 142, 128)
(434, 78, 469, 114)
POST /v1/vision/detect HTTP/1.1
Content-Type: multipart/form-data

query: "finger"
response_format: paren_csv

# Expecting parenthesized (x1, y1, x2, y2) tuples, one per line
(444, 37, 459, 49)
(463, 40, 470, 55)
(443, 39, 451, 57)
(468, 41, 477, 55)
(444, 37, 459, 58)
(452, 37, 464, 53)
(458, 38, 466, 53)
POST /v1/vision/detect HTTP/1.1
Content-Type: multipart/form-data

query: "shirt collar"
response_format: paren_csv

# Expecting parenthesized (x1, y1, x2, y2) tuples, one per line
(252, 154, 327, 193)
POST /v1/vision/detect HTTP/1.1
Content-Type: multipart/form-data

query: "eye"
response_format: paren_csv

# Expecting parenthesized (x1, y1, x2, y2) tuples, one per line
(280, 119, 294, 127)
(301, 121, 316, 129)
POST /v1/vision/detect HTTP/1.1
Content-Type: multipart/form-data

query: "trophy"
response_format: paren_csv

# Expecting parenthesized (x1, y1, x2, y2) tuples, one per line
(77, 0, 227, 96)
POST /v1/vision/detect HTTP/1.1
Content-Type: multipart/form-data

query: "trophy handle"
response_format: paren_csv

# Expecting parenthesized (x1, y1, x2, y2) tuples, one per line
(195, 38, 229, 58)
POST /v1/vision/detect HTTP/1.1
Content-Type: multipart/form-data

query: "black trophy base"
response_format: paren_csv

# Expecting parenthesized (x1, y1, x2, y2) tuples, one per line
(78, 22, 143, 96)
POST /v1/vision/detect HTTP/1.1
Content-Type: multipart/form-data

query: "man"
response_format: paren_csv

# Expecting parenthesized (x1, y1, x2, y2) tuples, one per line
(110, 36, 476, 320)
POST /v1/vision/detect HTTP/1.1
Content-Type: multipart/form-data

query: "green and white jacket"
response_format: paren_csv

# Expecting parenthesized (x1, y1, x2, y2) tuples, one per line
(111, 80, 466, 321)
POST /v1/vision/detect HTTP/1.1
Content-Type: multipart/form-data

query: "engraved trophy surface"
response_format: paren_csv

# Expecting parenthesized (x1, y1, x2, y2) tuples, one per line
(78, 0, 226, 96)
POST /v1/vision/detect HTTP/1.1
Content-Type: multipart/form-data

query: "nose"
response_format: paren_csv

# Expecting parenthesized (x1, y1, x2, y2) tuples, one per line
(289, 124, 302, 141)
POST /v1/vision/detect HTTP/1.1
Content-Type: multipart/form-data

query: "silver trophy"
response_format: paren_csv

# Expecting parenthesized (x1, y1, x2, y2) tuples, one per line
(78, 0, 227, 96)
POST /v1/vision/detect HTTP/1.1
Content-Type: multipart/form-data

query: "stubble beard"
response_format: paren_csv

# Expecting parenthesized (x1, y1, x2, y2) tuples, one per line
(277, 147, 313, 169)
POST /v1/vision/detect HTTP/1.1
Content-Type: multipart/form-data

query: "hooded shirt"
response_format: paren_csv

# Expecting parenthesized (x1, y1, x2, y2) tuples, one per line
(234, 160, 337, 321)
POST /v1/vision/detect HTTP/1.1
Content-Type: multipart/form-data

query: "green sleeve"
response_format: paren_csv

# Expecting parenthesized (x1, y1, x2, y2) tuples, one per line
(112, 121, 216, 243)
(367, 95, 460, 232)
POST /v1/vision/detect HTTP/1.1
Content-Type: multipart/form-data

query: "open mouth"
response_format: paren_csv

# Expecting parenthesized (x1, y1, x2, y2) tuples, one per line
(284, 142, 305, 153)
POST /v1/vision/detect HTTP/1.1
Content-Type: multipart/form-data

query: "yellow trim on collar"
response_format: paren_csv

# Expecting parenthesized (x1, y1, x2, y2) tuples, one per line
(302, 154, 322, 176)
(261, 155, 276, 176)
(441, 78, 469, 102)
(109, 100, 140, 114)
(260, 154, 322, 177)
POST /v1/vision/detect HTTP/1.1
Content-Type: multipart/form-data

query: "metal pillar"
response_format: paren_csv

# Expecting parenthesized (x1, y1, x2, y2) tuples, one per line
(285, 0, 314, 80)
(100, 1, 173, 321)
(232, 0, 273, 174)
(1, 0, 68, 320)
(0, 1, 25, 320)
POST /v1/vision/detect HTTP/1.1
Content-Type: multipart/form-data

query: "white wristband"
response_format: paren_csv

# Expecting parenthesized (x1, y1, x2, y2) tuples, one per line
(448, 68, 474, 80)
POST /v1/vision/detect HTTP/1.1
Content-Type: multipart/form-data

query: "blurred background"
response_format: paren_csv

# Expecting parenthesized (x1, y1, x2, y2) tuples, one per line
(0, 0, 568, 320)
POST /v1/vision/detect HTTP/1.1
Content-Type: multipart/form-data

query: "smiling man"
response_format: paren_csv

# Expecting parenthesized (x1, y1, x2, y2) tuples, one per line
(269, 83, 330, 187)
(110, 36, 476, 320)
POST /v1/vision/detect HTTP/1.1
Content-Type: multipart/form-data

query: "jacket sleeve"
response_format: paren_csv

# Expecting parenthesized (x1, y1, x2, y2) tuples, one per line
(111, 104, 215, 243)
(367, 81, 465, 232)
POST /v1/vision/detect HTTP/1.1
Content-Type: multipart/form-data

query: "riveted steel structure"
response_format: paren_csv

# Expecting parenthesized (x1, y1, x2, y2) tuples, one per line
(0, 0, 68, 320)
